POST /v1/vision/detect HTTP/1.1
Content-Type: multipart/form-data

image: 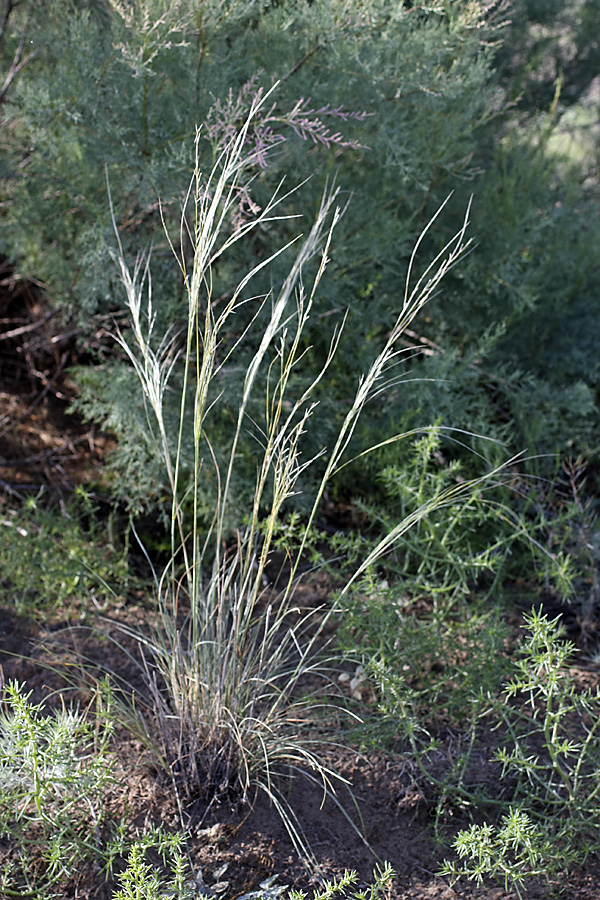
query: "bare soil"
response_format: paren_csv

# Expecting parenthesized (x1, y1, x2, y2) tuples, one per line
(1, 272, 599, 899)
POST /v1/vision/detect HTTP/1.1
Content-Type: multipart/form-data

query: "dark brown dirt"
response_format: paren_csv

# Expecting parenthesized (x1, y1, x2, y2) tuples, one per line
(2, 273, 600, 899)
(0, 260, 114, 495)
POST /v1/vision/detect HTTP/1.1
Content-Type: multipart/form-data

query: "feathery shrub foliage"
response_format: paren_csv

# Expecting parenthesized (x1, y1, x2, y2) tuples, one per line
(0, 3, 596, 563)
(2, 1, 596, 541)
(8, 0, 598, 526)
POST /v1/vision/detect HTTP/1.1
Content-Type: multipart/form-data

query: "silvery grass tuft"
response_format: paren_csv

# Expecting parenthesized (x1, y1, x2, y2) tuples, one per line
(108, 88, 510, 864)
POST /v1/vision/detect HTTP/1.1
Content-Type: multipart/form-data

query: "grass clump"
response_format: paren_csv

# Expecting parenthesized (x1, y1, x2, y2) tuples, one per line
(104, 90, 513, 866)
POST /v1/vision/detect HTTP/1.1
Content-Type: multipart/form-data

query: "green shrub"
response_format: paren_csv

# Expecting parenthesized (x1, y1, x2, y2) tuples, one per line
(107, 827, 194, 900)
(0, 680, 114, 898)
(112, 830, 395, 900)
(440, 808, 551, 899)
(111, 833, 395, 900)
(338, 587, 512, 733)
(435, 609, 600, 894)
(5, 1, 599, 530)
(487, 609, 600, 858)
(3, 1, 524, 513)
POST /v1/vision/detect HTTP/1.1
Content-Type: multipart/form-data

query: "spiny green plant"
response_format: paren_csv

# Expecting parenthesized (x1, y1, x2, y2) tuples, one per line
(487, 609, 600, 856)
(107, 826, 193, 900)
(345, 426, 533, 602)
(440, 807, 551, 899)
(330, 428, 575, 738)
(111, 831, 395, 900)
(338, 587, 512, 734)
(103, 91, 518, 867)
(0, 679, 115, 899)
(427, 609, 600, 895)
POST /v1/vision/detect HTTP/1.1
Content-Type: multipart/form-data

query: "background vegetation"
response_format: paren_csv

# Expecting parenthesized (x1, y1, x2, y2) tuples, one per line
(1, 1, 599, 897)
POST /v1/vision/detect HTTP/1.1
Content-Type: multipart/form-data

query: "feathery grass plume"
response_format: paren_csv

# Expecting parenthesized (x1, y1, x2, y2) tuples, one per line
(108, 88, 507, 867)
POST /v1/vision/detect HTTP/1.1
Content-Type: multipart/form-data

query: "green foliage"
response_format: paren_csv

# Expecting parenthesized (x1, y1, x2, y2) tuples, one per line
(0, 1, 518, 507)
(440, 808, 551, 899)
(109, 827, 193, 900)
(498, 0, 600, 108)
(348, 427, 525, 600)
(284, 864, 395, 900)
(3, 0, 598, 529)
(338, 587, 511, 733)
(332, 431, 576, 741)
(2, 2, 600, 531)
(0, 488, 130, 619)
(339, 603, 600, 890)
(111, 841, 395, 900)
(0, 680, 114, 898)
(409, 109, 600, 466)
(485, 609, 600, 858)
(531, 458, 600, 649)
(429, 610, 600, 894)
